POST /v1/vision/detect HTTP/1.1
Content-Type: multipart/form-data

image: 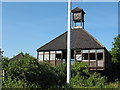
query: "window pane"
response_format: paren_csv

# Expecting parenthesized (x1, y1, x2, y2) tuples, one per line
(90, 50, 95, 53)
(45, 51, 49, 54)
(98, 60, 103, 67)
(97, 49, 103, 53)
(97, 53, 103, 60)
(44, 54, 49, 60)
(76, 54, 82, 61)
(39, 52, 43, 54)
(71, 59, 74, 64)
(50, 53, 55, 60)
(82, 50, 88, 53)
(63, 59, 66, 63)
(39, 54, 43, 61)
(50, 51, 55, 53)
(56, 51, 62, 54)
(83, 53, 88, 60)
(56, 54, 61, 60)
(90, 53, 95, 60)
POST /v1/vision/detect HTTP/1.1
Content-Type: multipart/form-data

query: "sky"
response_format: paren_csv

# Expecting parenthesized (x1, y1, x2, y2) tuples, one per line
(2, 2, 118, 58)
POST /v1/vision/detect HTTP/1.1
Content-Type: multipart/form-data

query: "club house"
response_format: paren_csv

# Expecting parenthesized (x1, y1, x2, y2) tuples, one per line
(37, 7, 112, 71)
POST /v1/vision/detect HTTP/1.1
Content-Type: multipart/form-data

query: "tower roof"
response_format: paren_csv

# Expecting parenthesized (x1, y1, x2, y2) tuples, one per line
(37, 28, 104, 51)
(71, 7, 85, 14)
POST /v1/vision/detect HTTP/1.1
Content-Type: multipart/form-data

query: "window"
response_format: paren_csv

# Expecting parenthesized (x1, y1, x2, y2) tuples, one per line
(82, 50, 88, 53)
(76, 54, 82, 61)
(83, 53, 88, 60)
(71, 59, 74, 64)
(39, 54, 43, 61)
(56, 54, 61, 60)
(97, 49, 103, 53)
(63, 59, 66, 63)
(44, 51, 49, 60)
(90, 53, 95, 60)
(50, 51, 55, 60)
(90, 50, 95, 53)
(44, 54, 49, 60)
(39, 52, 43, 61)
(56, 51, 62, 54)
(50, 53, 55, 60)
(97, 53, 103, 60)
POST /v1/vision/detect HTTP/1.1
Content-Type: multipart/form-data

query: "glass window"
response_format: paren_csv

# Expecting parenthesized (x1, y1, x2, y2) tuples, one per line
(71, 59, 74, 64)
(50, 51, 55, 53)
(56, 54, 61, 60)
(50, 53, 55, 60)
(39, 52, 43, 54)
(97, 49, 103, 53)
(63, 59, 66, 63)
(83, 53, 88, 60)
(44, 54, 49, 60)
(45, 51, 49, 54)
(98, 61, 103, 67)
(82, 50, 88, 53)
(90, 50, 95, 53)
(90, 53, 95, 60)
(97, 53, 103, 60)
(56, 51, 62, 54)
(76, 54, 82, 61)
(39, 54, 43, 61)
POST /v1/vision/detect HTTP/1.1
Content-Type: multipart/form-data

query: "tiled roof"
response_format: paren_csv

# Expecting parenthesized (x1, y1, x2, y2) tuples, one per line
(37, 28, 104, 51)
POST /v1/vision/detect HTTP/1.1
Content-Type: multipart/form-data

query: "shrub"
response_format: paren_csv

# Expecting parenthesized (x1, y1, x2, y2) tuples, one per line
(2, 53, 57, 88)
(54, 63, 67, 87)
(71, 62, 107, 88)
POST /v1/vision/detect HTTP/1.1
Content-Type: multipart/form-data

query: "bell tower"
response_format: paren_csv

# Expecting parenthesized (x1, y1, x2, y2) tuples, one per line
(71, 7, 85, 29)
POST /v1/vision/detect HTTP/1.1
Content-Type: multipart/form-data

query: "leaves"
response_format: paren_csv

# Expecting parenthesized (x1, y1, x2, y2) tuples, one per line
(110, 34, 120, 63)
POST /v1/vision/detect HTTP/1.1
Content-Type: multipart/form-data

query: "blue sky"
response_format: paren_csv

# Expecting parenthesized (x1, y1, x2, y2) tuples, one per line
(2, 2, 118, 58)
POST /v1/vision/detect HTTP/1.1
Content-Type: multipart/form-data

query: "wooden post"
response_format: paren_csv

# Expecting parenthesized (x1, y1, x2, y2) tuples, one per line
(49, 51, 50, 63)
(61, 51, 63, 63)
(95, 49, 97, 70)
(74, 50, 76, 64)
(54, 51, 56, 66)
(81, 50, 83, 62)
(43, 51, 44, 62)
(103, 49, 105, 70)
(88, 50, 90, 70)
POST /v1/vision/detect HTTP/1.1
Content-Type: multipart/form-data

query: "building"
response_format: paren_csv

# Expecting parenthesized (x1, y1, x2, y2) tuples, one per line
(37, 7, 112, 70)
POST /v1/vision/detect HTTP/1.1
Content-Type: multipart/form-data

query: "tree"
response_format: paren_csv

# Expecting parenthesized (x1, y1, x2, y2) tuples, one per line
(110, 34, 120, 63)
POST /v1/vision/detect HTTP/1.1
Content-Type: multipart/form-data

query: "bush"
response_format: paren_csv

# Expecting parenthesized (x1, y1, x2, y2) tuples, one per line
(71, 62, 107, 88)
(2, 53, 57, 88)
(54, 63, 67, 87)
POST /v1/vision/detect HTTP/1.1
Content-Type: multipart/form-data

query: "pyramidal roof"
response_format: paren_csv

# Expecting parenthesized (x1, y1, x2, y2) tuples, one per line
(37, 28, 104, 51)
(71, 7, 85, 14)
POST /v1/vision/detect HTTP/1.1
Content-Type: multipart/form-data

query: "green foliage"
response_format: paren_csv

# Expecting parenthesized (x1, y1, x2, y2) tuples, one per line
(2, 53, 67, 88)
(2, 57, 9, 70)
(70, 62, 107, 88)
(54, 63, 67, 87)
(87, 72, 107, 88)
(71, 62, 89, 77)
(110, 34, 120, 63)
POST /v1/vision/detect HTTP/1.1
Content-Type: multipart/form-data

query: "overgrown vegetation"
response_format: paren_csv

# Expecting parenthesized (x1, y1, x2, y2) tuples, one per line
(1, 54, 108, 88)
(71, 62, 107, 88)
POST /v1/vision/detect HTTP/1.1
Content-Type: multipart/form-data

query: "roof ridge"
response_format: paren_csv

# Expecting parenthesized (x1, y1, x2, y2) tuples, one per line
(82, 29, 104, 48)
